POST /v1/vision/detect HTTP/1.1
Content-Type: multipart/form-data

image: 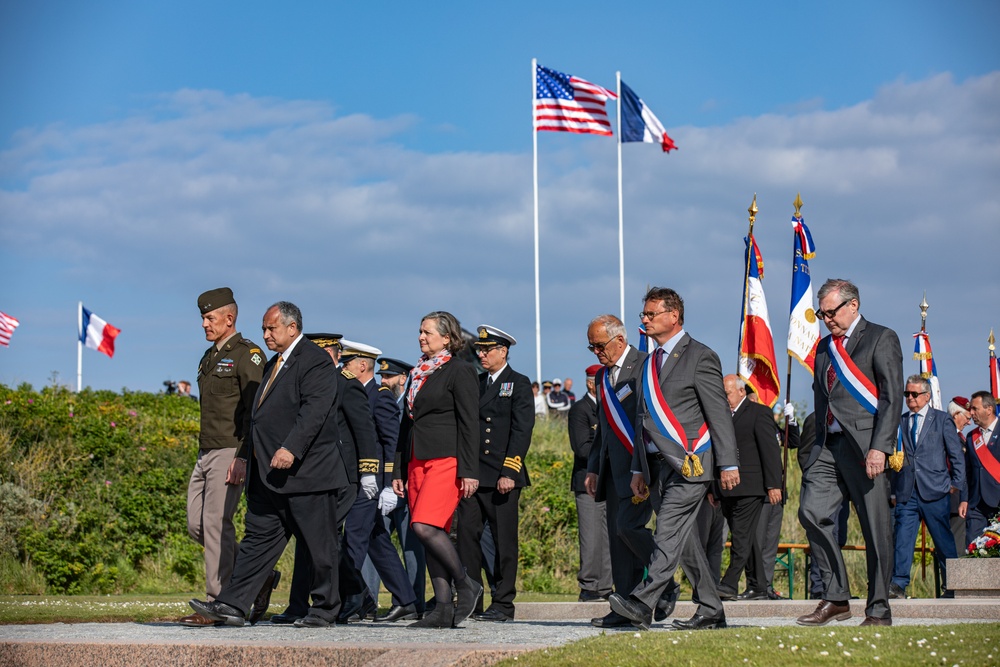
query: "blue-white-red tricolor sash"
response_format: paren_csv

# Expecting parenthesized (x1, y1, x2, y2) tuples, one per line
(599, 367, 635, 455)
(970, 428, 1000, 484)
(641, 353, 711, 476)
(828, 336, 879, 416)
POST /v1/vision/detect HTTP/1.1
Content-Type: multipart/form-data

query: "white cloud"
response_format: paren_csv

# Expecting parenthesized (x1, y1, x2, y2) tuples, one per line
(1, 73, 998, 402)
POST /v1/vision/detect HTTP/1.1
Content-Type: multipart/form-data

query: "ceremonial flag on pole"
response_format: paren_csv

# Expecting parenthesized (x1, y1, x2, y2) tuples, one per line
(637, 326, 649, 354)
(739, 236, 780, 407)
(913, 331, 943, 410)
(79, 305, 120, 358)
(619, 81, 677, 152)
(787, 215, 819, 373)
(990, 330, 1000, 411)
(0, 311, 19, 347)
(534, 64, 617, 136)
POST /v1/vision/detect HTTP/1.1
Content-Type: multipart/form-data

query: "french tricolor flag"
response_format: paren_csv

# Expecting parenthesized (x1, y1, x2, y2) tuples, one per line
(80, 305, 120, 358)
(619, 80, 677, 152)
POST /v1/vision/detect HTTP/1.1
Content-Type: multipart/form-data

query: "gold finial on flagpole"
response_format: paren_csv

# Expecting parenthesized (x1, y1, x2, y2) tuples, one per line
(747, 194, 758, 235)
(990, 329, 996, 353)
(918, 292, 929, 333)
(793, 192, 803, 218)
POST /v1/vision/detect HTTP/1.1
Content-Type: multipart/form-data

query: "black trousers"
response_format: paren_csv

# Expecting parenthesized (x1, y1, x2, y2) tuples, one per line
(457, 486, 521, 616)
(719, 494, 765, 594)
(283, 481, 358, 617)
(217, 475, 345, 622)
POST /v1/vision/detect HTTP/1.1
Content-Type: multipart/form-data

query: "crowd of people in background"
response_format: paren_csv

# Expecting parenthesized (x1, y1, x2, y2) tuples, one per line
(177, 280, 999, 632)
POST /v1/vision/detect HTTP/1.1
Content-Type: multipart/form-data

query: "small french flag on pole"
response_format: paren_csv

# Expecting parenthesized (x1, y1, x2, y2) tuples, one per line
(80, 305, 120, 358)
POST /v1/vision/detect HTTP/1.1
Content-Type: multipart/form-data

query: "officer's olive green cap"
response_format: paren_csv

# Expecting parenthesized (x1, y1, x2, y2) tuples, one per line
(198, 287, 236, 315)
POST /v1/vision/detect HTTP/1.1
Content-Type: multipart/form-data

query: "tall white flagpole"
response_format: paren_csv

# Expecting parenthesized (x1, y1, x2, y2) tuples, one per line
(532, 58, 542, 384)
(616, 71, 625, 322)
(77, 301, 83, 392)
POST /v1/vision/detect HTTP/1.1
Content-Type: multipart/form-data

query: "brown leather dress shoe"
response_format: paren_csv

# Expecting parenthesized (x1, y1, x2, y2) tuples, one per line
(796, 600, 852, 626)
(860, 615, 892, 626)
(178, 612, 218, 627)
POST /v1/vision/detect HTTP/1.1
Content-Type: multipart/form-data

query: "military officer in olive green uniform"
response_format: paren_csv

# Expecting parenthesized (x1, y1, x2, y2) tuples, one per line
(180, 287, 265, 627)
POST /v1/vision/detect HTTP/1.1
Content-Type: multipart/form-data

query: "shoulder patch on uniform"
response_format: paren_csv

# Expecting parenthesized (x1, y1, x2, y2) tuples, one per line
(378, 386, 390, 392)
(250, 352, 263, 366)
(341, 369, 357, 379)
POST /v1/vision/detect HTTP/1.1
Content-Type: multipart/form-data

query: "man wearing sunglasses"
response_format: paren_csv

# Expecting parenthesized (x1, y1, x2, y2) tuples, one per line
(797, 279, 903, 628)
(584, 314, 676, 627)
(890, 375, 966, 599)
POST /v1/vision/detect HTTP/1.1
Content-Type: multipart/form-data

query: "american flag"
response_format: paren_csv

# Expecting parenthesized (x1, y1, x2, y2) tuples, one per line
(534, 64, 617, 136)
(0, 311, 20, 347)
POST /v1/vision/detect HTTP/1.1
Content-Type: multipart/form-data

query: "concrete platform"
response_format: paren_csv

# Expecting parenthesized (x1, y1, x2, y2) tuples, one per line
(1, 599, 996, 667)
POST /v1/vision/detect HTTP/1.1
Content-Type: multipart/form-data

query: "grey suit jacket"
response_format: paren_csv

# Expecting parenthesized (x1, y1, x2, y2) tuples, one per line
(632, 333, 738, 484)
(588, 345, 647, 499)
(809, 316, 903, 469)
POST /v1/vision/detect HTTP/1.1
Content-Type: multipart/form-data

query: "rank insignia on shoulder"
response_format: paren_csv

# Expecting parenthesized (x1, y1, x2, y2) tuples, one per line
(251, 353, 262, 365)
(499, 382, 513, 397)
(378, 386, 390, 392)
(341, 368, 357, 379)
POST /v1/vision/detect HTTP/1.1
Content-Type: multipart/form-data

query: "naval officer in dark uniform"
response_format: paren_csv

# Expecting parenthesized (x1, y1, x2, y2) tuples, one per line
(181, 287, 267, 627)
(339, 340, 419, 622)
(457, 325, 534, 622)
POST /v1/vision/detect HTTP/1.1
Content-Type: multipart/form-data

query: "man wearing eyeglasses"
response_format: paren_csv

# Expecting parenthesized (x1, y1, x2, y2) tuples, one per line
(457, 325, 534, 622)
(584, 314, 675, 628)
(797, 279, 903, 628)
(890, 375, 965, 599)
(607, 288, 739, 631)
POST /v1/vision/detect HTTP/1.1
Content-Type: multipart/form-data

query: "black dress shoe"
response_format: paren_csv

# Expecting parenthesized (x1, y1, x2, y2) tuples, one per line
(672, 613, 727, 630)
(655, 584, 680, 621)
(888, 582, 906, 599)
(473, 608, 512, 622)
(859, 615, 892, 627)
(766, 587, 784, 600)
(338, 591, 376, 623)
(608, 593, 653, 631)
(717, 586, 738, 602)
(578, 590, 607, 602)
(294, 614, 332, 628)
(270, 610, 304, 625)
(736, 588, 768, 601)
(376, 603, 418, 622)
(188, 599, 246, 627)
(248, 569, 281, 625)
(591, 610, 633, 628)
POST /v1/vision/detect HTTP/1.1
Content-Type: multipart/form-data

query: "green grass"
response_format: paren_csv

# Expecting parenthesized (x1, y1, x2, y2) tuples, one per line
(500, 624, 999, 667)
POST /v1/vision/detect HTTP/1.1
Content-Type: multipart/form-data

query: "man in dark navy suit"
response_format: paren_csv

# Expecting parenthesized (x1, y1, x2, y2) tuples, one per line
(890, 375, 966, 598)
(189, 302, 352, 628)
(457, 325, 534, 622)
(966, 391, 1000, 541)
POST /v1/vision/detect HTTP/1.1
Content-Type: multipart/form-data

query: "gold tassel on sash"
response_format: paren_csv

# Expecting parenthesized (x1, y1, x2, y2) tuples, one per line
(887, 449, 905, 472)
(681, 453, 704, 478)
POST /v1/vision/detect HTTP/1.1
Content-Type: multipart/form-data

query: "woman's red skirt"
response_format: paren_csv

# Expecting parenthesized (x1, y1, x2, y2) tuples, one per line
(407, 456, 462, 531)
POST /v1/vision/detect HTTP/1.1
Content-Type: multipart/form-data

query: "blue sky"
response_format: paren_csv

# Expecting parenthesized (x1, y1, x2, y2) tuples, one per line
(1, 1, 999, 408)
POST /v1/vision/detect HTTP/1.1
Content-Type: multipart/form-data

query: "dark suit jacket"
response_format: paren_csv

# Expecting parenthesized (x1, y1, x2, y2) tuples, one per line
(337, 369, 379, 482)
(719, 399, 783, 498)
(632, 334, 738, 484)
(478, 364, 534, 487)
(569, 394, 598, 493)
(588, 346, 647, 500)
(893, 408, 965, 504)
(364, 378, 401, 488)
(395, 357, 480, 480)
(966, 423, 1000, 509)
(809, 316, 903, 468)
(248, 337, 345, 494)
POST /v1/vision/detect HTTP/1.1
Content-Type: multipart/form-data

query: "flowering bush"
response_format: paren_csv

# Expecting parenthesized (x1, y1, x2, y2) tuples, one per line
(966, 511, 1000, 558)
